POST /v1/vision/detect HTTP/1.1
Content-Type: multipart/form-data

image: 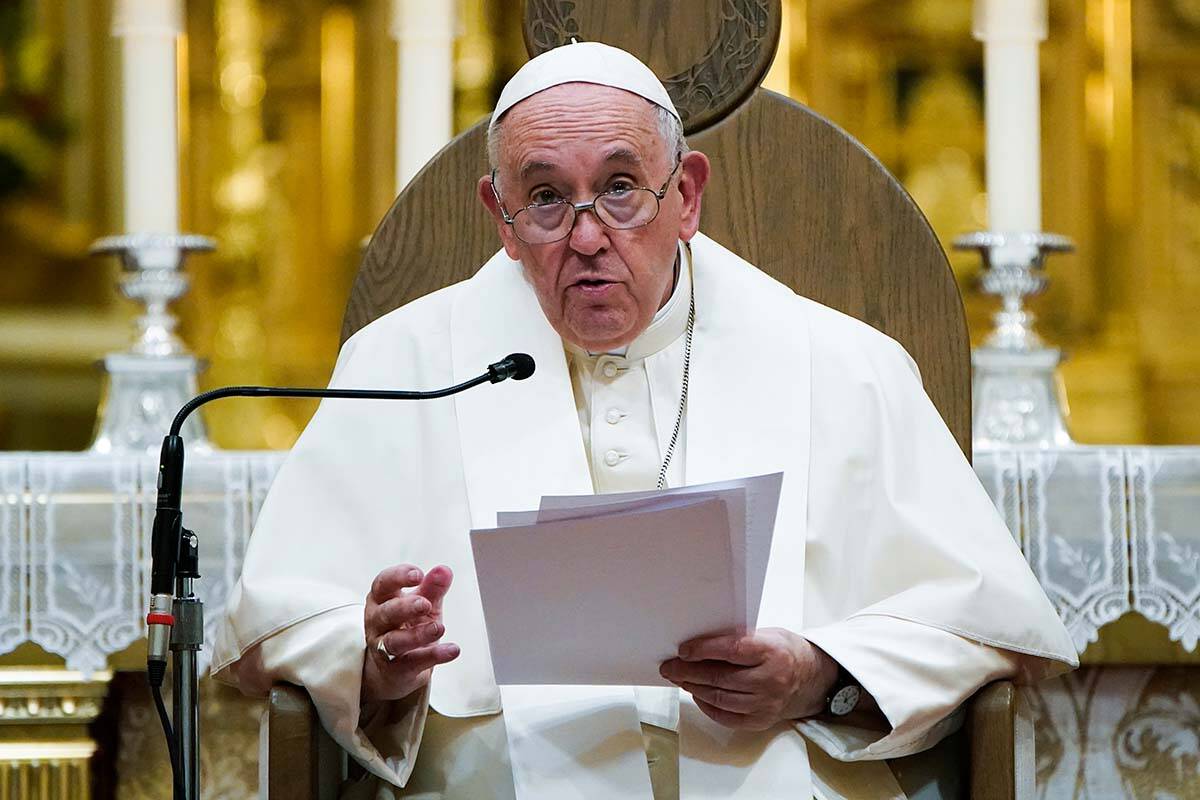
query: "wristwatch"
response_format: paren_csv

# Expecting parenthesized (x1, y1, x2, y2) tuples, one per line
(825, 667, 862, 716)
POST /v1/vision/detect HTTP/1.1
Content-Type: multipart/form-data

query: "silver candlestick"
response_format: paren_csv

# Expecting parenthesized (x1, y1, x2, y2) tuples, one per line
(954, 231, 1075, 449)
(89, 233, 216, 454)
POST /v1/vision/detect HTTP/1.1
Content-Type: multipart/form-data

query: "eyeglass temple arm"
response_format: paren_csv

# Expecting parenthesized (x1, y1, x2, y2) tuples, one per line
(489, 170, 517, 224)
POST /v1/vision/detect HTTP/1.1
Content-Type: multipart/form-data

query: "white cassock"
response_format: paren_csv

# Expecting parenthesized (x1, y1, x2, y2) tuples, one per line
(212, 232, 1077, 799)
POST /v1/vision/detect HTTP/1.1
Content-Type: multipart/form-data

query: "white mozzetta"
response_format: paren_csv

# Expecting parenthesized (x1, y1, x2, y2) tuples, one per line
(209, 233, 1074, 799)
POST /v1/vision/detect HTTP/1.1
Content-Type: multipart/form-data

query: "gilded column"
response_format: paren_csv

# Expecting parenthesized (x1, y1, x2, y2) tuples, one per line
(0, 668, 112, 800)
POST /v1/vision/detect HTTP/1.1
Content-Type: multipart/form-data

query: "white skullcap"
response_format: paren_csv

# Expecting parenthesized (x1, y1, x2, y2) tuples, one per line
(489, 40, 680, 133)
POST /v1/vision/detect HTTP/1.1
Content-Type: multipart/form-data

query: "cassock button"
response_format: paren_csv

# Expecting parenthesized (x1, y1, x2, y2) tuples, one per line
(604, 450, 621, 467)
(605, 409, 622, 425)
(601, 362, 618, 378)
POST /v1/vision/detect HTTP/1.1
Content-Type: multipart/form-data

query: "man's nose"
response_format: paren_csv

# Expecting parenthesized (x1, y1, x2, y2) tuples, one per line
(568, 206, 608, 256)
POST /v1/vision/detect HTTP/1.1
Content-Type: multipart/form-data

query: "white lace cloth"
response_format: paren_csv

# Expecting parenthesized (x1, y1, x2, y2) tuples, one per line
(0, 451, 285, 674)
(1, 446, 1198, 673)
(976, 446, 1200, 654)
(1127, 449, 1200, 651)
(977, 447, 1135, 653)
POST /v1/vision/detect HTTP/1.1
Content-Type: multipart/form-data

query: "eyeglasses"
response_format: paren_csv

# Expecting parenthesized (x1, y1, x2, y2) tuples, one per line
(490, 156, 682, 245)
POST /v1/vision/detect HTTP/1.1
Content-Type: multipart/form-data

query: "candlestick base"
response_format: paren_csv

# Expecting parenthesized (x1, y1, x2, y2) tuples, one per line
(954, 230, 1075, 448)
(88, 233, 216, 454)
(91, 353, 211, 454)
(971, 346, 1072, 449)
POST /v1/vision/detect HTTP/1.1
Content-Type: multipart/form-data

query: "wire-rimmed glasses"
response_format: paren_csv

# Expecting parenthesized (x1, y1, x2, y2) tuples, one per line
(490, 156, 682, 244)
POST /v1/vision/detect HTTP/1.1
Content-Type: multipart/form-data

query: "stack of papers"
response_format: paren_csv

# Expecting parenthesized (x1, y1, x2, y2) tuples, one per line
(469, 473, 783, 686)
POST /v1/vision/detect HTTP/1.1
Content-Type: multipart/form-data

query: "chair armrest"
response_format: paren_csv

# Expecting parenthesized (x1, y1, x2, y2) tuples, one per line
(264, 679, 1031, 799)
(266, 683, 343, 800)
(968, 680, 1034, 800)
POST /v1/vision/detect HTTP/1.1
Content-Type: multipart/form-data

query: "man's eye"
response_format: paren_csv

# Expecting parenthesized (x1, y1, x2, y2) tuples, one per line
(531, 190, 562, 206)
(607, 181, 634, 194)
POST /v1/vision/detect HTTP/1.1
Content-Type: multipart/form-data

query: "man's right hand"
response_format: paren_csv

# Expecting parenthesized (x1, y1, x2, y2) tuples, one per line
(362, 564, 460, 705)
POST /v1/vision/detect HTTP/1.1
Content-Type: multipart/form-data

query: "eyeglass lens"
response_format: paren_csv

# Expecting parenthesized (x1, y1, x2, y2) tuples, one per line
(513, 188, 659, 244)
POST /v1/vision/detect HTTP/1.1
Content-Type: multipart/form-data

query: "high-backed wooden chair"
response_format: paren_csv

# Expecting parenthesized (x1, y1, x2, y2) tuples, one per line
(265, 1, 1031, 797)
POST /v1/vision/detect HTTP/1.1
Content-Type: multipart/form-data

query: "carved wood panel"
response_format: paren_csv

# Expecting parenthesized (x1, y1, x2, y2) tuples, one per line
(523, 0, 781, 134)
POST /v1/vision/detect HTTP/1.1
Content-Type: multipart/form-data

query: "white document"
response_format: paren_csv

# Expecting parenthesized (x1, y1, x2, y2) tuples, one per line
(471, 473, 784, 686)
(538, 472, 783, 627)
(531, 488, 750, 627)
(472, 495, 737, 686)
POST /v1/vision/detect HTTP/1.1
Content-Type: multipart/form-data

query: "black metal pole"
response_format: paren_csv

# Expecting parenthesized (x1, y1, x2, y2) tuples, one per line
(170, 529, 202, 800)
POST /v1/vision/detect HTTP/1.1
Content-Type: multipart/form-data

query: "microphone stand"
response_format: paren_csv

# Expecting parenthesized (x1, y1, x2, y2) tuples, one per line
(172, 529, 202, 799)
(146, 354, 535, 800)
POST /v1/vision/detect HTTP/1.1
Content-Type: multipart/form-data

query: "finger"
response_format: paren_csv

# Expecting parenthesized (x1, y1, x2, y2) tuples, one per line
(678, 634, 768, 666)
(368, 595, 432, 634)
(370, 565, 425, 602)
(692, 697, 772, 731)
(678, 681, 759, 714)
(660, 658, 754, 691)
(414, 565, 453, 614)
(380, 621, 445, 656)
(391, 642, 461, 674)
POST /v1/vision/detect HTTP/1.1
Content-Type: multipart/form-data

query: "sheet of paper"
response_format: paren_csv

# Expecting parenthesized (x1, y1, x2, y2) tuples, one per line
(532, 490, 748, 628)
(471, 495, 738, 686)
(495, 510, 540, 526)
(538, 472, 783, 627)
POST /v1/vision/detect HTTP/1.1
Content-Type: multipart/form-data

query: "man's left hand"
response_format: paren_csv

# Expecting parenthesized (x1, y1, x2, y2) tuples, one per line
(659, 628, 840, 731)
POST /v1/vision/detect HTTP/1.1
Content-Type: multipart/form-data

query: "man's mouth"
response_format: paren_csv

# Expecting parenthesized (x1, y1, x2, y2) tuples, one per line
(569, 278, 619, 297)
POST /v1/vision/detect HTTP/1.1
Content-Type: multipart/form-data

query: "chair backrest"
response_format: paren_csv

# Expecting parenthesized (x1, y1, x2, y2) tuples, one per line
(343, 0, 971, 456)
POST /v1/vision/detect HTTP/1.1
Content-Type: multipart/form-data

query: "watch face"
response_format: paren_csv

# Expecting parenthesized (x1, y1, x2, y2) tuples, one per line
(829, 685, 861, 716)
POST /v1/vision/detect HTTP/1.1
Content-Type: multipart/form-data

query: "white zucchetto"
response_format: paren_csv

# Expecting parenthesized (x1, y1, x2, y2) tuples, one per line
(489, 40, 681, 132)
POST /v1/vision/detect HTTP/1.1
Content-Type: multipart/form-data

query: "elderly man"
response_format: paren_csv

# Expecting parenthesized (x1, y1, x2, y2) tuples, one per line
(213, 42, 1076, 799)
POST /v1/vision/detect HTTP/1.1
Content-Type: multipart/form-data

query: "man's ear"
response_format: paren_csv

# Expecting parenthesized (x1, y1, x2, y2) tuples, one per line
(676, 150, 710, 242)
(477, 174, 522, 260)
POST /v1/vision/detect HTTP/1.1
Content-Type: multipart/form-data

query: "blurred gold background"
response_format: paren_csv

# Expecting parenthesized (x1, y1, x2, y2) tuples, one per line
(0, 0, 1196, 452)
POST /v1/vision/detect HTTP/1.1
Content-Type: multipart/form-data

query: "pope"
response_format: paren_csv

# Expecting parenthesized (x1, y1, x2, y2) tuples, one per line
(213, 41, 1077, 799)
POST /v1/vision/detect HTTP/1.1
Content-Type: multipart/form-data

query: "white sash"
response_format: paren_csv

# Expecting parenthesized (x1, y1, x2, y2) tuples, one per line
(499, 688, 812, 800)
(499, 687, 654, 800)
(678, 696, 812, 797)
(452, 234, 815, 798)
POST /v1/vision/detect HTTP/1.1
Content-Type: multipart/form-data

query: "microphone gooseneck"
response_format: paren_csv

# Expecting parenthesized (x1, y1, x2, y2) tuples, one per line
(144, 352, 537, 799)
(146, 351, 537, 675)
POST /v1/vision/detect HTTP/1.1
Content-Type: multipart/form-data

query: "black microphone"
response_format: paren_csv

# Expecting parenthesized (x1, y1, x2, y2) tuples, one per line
(144, 352, 536, 684)
(489, 352, 535, 383)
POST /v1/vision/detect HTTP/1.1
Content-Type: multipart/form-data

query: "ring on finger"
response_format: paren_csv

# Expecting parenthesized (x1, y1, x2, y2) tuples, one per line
(376, 637, 396, 662)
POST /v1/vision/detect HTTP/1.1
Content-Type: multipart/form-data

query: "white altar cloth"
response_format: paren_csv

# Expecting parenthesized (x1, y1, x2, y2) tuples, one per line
(1, 446, 1198, 673)
(0, 451, 285, 674)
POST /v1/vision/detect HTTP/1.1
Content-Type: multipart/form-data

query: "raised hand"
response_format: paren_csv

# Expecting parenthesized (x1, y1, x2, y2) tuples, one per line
(361, 564, 460, 705)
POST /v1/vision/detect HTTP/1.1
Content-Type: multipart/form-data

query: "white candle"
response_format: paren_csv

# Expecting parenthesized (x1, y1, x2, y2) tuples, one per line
(392, 0, 455, 191)
(974, 0, 1047, 233)
(113, 0, 183, 234)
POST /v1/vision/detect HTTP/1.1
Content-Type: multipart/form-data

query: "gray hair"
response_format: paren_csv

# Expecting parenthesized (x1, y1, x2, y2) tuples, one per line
(488, 101, 687, 189)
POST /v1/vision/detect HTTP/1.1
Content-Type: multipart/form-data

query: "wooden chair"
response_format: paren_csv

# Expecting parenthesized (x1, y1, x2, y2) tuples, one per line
(266, 682, 1030, 799)
(266, 1, 1032, 797)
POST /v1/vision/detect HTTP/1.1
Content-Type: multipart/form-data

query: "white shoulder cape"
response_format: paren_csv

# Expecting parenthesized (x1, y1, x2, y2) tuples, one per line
(213, 232, 1076, 797)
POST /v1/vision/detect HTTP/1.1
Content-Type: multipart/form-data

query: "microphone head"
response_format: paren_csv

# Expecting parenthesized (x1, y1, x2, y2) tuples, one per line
(487, 353, 537, 383)
(506, 353, 536, 381)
